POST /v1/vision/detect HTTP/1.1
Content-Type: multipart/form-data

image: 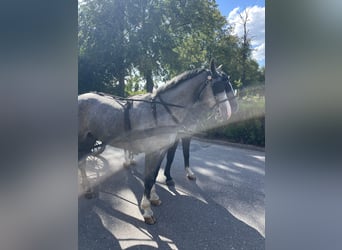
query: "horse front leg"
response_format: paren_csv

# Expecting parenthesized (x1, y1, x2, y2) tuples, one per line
(164, 139, 179, 186)
(141, 150, 165, 224)
(182, 137, 196, 180)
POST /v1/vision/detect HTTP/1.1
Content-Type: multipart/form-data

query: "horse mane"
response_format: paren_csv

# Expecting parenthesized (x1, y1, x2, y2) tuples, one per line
(88, 68, 208, 101)
(155, 68, 208, 95)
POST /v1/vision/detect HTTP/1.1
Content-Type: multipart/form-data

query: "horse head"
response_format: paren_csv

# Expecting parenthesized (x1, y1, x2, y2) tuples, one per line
(211, 60, 239, 120)
(196, 60, 239, 122)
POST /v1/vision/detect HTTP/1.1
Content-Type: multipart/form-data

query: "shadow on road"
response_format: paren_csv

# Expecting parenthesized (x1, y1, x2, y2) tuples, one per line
(79, 144, 265, 249)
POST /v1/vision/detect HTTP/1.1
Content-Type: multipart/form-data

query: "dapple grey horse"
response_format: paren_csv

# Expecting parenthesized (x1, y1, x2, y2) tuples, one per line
(78, 61, 238, 224)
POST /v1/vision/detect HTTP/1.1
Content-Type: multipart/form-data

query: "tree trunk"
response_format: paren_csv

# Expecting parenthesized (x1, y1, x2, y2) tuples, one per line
(118, 74, 125, 97)
(145, 69, 154, 93)
(239, 10, 250, 86)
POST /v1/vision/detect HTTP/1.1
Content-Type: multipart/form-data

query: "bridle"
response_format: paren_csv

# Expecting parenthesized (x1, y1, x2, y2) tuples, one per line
(197, 70, 237, 111)
(153, 70, 238, 125)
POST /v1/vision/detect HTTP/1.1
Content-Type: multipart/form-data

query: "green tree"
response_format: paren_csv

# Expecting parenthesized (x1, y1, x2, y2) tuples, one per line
(78, 0, 137, 96)
(162, 0, 227, 75)
(128, 0, 176, 92)
(211, 25, 241, 88)
(78, 0, 264, 95)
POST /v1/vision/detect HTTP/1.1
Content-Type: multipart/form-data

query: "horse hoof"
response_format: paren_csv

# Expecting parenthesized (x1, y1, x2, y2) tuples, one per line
(166, 179, 175, 186)
(144, 216, 156, 225)
(187, 173, 196, 180)
(150, 199, 162, 206)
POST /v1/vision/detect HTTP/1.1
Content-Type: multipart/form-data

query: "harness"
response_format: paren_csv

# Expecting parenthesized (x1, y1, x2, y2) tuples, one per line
(154, 93, 183, 124)
(124, 100, 132, 131)
(92, 72, 235, 132)
(196, 73, 237, 110)
(92, 91, 186, 131)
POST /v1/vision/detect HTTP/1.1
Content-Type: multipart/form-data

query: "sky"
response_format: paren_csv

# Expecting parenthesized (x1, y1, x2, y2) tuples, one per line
(216, 0, 265, 67)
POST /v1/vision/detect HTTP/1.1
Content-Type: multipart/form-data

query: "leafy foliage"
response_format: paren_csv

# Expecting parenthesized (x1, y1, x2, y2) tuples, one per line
(78, 0, 265, 145)
(206, 93, 265, 146)
(79, 0, 264, 95)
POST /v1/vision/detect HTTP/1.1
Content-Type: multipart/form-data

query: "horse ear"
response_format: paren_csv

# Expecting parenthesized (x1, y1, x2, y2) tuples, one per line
(210, 59, 218, 77)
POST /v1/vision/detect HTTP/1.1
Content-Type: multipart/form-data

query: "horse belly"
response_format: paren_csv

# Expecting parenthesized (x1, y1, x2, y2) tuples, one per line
(135, 134, 177, 153)
(110, 127, 178, 154)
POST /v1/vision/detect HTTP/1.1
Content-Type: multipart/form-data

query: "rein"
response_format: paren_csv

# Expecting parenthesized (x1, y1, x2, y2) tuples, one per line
(91, 69, 233, 128)
(92, 91, 186, 126)
(93, 91, 185, 108)
(156, 93, 181, 124)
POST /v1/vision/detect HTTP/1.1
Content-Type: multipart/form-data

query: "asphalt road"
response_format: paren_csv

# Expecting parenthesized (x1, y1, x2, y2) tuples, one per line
(78, 138, 265, 250)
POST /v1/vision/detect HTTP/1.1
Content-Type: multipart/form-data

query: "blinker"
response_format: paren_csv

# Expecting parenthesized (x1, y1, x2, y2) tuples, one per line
(212, 81, 226, 95)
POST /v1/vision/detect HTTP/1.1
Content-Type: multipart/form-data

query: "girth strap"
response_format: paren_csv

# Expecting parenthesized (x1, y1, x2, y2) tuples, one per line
(124, 100, 132, 131)
(151, 97, 158, 125)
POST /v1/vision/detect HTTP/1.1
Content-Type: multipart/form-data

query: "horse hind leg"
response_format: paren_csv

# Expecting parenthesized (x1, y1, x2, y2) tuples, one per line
(78, 133, 97, 199)
(123, 149, 136, 168)
(79, 159, 96, 199)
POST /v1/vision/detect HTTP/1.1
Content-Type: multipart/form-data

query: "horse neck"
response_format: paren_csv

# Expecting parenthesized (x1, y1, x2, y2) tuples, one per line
(153, 71, 208, 126)
(157, 71, 207, 108)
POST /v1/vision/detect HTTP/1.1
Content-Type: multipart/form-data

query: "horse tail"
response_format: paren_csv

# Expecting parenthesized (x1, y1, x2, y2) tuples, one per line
(78, 132, 97, 161)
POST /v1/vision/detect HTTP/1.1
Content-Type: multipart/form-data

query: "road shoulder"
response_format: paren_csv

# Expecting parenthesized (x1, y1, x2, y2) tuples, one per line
(193, 136, 265, 152)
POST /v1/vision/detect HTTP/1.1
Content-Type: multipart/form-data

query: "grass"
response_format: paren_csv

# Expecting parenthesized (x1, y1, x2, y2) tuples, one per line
(203, 87, 266, 147)
(232, 94, 265, 123)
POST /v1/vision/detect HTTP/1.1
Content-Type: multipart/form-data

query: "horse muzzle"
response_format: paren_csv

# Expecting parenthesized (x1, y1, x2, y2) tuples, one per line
(214, 92, 232, 121)
(228, 93, 239, 114)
